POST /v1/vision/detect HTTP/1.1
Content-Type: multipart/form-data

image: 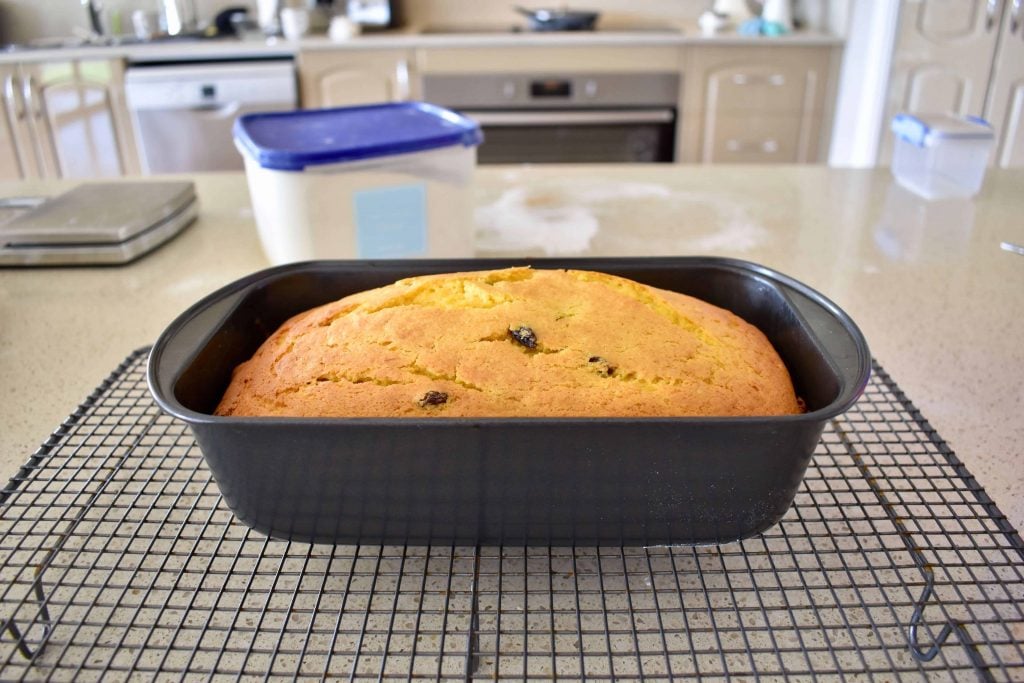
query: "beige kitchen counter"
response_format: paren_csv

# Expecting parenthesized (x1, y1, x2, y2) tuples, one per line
(0, 27, 841, 64)
(1, 166, 1022, 536)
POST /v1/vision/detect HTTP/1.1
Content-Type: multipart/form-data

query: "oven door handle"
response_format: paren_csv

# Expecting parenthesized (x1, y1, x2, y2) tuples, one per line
(461, 109, 675, 126)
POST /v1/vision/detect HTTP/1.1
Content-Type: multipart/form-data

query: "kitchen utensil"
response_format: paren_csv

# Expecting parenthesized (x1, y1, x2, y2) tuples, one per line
(328, 14, 360, 41)
(0, 181, 197, 266)
(131, 9, 160, 40)
(81, 0, 105, 37)
(213, 6, 249, 36)
(159, 0, 197, 35)
(761, 0, 793, 30)
(345, 0, 396, 28)
(712, 0, 754, 21)
(698, 10, 731, 34)
(1001, 241, 1024, 256)
(7, 347, 1023, 679)
(279, 6, 310, 40)
(514, 6, 600, 31)
(148, 257, 871, 546)
(256, 0, 281, 35)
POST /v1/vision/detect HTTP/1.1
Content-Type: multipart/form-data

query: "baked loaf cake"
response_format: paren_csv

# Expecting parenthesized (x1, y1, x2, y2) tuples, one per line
(215, 267, 801, 418)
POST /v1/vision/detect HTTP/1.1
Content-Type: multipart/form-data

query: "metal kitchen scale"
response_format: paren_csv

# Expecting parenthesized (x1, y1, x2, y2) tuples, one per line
(0, 181, 197, 266)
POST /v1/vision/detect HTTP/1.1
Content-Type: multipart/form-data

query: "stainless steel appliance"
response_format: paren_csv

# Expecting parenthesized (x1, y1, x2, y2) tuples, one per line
(422, 72, 679, 164)
(0, 181, 196, 265)
(125, 60, 297, 174)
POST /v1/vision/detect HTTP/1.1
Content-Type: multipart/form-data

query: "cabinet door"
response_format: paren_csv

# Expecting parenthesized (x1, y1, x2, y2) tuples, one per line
(0, 65, 26, 180)
(298, 50, 414, 109)
(878, 0, 1002, 163)
(985, 0, 1024, 167)
(682, 46, 836, 164)
(23, 59, 137, 178)
(1, 63, 47, 180)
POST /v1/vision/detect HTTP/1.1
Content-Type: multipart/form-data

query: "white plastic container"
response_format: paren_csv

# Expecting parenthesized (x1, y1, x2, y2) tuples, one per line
(234, 102, 482, 265)
(890, 113, 994, 200)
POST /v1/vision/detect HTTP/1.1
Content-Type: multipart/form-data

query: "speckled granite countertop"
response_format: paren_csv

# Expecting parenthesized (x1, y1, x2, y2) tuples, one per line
(1, 166, 1021, 532)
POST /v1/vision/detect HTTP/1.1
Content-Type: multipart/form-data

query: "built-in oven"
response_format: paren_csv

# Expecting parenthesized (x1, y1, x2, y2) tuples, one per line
(422, 73, 679, 164)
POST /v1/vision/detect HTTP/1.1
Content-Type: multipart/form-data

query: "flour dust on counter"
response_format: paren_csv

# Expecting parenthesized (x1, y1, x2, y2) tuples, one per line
(474, 177, 768, 256)
(474, 180, 673, 254)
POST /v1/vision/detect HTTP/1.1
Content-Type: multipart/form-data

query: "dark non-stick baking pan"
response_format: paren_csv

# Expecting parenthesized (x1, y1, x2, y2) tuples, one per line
(148, 257, 871, 546)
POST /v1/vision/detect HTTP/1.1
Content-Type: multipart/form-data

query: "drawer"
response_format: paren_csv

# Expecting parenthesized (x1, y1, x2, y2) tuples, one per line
(417, 46, 682, 74)
(702, 115, 810, 163)
(705, 64, 814, 115)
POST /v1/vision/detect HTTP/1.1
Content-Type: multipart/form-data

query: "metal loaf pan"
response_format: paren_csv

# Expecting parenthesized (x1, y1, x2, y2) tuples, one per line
(148, 257, 871, 546)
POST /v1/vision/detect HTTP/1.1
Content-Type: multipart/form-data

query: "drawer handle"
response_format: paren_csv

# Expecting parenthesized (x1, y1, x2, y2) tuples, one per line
(725, 138, 779, 153)
(731, 73, 786, 86)
(22, 74, 42, 119)
(395, 59, 410, 101)
(4, 75, 24, 120)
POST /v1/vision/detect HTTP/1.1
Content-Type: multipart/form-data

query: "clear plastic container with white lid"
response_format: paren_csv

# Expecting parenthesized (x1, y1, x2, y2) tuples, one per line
(890, 113, 994, 200)
(233, 102, 483, 265)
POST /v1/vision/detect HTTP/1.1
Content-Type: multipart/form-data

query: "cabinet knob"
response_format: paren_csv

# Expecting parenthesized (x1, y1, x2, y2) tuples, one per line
(583, 79, 598, 98)
(986, 0, 1002, 32)
(501, 81, 516, 99)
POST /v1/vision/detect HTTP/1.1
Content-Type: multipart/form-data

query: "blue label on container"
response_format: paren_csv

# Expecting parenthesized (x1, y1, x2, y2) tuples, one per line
(354, 183, 427, 258)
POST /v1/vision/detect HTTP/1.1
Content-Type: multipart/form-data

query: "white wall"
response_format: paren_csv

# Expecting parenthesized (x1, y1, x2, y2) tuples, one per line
(0, 0, 258, 43)
(0, 0, 824, 41)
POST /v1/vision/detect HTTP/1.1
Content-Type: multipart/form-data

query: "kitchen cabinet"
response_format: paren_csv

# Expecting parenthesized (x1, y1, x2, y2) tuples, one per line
(879, 0, 1023, 167)
(985, 0, 1024, 167)
(297, 49, 416, 108)
(1, 64, 28, 180)
(679, 46, 838, 163)
(0, 58, 139, 179)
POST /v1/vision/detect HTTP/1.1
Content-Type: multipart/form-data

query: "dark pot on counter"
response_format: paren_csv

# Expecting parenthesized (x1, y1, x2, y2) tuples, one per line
(514, 6, 599, 31)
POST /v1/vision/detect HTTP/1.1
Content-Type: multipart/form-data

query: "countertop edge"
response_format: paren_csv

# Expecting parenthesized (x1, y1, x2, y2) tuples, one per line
(0, 29, 845, 64)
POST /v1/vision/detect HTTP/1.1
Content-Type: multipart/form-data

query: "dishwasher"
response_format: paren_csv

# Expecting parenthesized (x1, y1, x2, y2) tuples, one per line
(125, 60, 297, 174)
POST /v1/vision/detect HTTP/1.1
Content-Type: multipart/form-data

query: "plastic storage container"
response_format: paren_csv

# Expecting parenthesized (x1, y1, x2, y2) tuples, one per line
(234, 102, 483, 264)
(890, 113, 994, 199)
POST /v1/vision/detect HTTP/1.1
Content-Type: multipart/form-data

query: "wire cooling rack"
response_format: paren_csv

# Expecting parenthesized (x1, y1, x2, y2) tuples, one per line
(1, 348, 1022, 681)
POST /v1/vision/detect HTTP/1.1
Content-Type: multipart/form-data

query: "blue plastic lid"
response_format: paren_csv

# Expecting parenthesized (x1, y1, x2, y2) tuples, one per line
(891, 113, 993, 148)
(234, 102, 483, 171)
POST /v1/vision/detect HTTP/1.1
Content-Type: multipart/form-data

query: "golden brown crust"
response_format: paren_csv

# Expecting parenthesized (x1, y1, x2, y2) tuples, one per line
(215, 267, 801, 418)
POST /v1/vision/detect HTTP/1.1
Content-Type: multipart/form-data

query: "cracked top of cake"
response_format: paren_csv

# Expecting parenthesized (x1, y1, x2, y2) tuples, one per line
(214, 267, 801, 418)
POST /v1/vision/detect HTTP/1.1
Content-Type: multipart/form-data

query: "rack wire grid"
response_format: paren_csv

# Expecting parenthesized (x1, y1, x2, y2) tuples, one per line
(0, 348, 1022, 682)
